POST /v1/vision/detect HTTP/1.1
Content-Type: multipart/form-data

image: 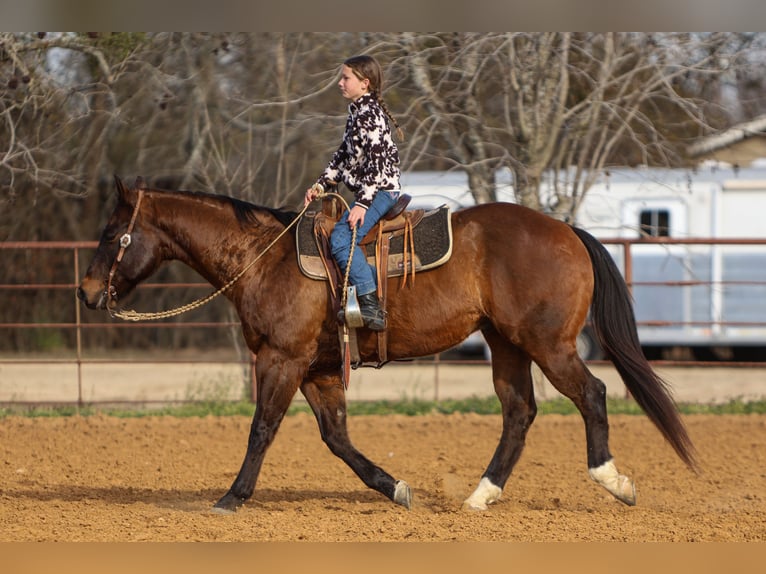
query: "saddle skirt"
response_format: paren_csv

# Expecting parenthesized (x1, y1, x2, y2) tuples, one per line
(296, 203, 453, 282)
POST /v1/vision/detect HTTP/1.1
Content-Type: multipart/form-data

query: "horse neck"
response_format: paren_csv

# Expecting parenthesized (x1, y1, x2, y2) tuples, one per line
(148, 190, 285, 287)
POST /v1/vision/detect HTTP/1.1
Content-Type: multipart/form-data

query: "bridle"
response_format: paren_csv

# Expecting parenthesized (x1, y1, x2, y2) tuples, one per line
(103, 187, 326, 322)
(99, 186, 360, 385)
(105, 188, 145, 315)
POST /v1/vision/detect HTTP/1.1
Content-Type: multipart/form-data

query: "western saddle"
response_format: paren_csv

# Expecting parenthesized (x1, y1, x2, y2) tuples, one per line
(312, 193, 422, 371)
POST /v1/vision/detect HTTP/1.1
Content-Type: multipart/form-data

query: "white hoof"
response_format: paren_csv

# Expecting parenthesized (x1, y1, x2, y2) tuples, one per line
(461, 499, 489, 511)
(462, 476, 502, 511)
(393, 480, 412, 509)
(589, 459, 637, 506)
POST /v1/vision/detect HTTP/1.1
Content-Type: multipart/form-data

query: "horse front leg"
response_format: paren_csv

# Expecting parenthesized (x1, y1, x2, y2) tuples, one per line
(300, 372, 412, 509)
(212, 351, 305, 514)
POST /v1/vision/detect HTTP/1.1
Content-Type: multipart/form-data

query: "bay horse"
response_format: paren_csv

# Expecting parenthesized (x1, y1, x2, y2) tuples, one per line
(77, 176, 696, 513)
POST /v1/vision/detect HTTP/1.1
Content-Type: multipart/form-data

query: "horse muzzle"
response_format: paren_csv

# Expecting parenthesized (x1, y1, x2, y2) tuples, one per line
(76, 278, 111, 310)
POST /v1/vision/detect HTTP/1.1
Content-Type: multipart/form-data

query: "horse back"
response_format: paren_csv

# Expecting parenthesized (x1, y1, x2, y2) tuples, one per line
(450, 202, 592, 278)
(374, 202, 593, 360)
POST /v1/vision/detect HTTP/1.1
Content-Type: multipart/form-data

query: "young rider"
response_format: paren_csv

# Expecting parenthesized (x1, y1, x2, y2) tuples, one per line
(305, 54, 404, 331)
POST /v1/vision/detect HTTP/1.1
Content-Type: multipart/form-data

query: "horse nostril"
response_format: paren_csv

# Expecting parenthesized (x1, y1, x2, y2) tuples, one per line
(76, 286, 85, 301)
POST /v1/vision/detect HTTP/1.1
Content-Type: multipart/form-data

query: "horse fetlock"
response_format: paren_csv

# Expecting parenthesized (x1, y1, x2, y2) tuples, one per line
(462, 476, 502, 511)
(588, 459, 637, 506)
(393, 480, 412, 510)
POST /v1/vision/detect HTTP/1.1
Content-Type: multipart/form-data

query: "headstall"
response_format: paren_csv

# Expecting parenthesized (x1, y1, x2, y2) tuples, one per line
(105, 188, 145, 313)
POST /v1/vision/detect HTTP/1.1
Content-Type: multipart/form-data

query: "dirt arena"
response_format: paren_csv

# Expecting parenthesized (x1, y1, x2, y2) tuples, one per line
(1, 411, 764, 542)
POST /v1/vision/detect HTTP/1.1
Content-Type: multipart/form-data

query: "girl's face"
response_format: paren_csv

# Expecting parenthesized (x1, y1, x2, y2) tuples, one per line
(338, 65, 369, 101)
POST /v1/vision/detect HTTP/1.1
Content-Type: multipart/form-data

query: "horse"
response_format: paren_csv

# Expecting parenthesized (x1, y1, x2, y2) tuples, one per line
(77, 176, 696, 513)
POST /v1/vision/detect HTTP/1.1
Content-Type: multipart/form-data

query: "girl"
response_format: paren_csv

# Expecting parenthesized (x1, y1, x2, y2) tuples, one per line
(305, 55, 403, 331)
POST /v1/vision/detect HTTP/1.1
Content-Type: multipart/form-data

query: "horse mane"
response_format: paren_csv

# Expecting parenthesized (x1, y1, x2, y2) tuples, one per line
(153, 185, 299, 229)
(228, 196, 299, 229)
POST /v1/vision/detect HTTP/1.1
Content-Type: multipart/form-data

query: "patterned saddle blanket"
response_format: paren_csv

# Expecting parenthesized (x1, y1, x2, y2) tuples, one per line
(296, 203, 453, 281)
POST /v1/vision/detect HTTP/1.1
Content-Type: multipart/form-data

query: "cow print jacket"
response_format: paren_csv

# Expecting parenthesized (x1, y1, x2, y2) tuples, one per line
(317, 93, 401, 209)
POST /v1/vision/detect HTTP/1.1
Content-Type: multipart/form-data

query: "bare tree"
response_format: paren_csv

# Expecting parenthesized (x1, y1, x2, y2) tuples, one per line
(0, 32, 160, 240)
(2, 31, 766, 354)
(0, 32, 355, 242)
(386, 32, 758, 219)
(537, 32, 752, 220)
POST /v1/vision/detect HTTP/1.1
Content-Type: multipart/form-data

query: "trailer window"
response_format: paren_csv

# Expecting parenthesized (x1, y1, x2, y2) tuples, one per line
(639, 209, 670, 237)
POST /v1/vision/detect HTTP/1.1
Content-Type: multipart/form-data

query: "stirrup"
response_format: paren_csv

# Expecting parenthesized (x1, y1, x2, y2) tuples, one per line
(341, 286, 364, 328)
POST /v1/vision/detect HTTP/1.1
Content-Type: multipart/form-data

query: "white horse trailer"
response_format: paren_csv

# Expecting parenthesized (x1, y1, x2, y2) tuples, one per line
(573, 164, 766, 360)
(401, 164, 766, 360)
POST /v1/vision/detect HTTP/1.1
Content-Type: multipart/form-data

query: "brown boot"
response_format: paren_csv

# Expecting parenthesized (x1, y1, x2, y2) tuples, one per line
(358, 292, 386, 331)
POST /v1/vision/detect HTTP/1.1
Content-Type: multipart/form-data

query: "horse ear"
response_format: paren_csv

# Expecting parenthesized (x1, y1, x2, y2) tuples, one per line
(114, 174, 137, 204)
(114, 175, 126, 198)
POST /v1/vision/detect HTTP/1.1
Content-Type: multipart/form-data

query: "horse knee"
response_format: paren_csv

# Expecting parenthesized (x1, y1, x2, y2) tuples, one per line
(503, 398, 536, 433)
(322, 434, 348, 458)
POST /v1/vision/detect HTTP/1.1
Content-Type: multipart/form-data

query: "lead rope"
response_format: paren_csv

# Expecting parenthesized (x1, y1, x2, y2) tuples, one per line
(341, 223, 358, 389)
(317, 192, 357, 389)
(112, 191, 355, 322)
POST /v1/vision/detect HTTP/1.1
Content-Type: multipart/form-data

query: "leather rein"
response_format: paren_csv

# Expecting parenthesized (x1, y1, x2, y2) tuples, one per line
(103, 188, 331, 322)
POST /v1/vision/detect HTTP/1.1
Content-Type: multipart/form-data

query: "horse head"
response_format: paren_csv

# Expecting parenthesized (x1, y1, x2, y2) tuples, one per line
(77, 175, 163, 311)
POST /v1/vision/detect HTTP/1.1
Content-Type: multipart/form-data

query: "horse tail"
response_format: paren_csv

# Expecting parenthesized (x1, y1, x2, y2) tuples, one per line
(569, 225, 697, 470)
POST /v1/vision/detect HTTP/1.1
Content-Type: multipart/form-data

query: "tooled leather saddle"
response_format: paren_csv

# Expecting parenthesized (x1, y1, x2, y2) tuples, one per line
(296, 193, 453, 369)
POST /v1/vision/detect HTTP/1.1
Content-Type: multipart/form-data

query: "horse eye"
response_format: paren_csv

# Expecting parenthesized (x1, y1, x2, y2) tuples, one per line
(102, 229, 121, 244)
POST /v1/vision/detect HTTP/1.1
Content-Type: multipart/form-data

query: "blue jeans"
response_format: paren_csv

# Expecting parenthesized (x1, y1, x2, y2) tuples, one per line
(330, 190, 399, 296)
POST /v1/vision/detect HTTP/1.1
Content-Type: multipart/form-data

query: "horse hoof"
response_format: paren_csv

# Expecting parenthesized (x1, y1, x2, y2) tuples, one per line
(461, 500, 489, 511)
(614, 477, 637, 506)
(212, 492, 246, 514)
(589, 459, 637, 506)
(461, 477, 502, 511)
(393, 480, 412, 510)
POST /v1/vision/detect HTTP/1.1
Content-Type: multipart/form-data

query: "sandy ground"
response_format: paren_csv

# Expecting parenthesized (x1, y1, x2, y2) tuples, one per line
(2, 357, 765, 542)
(0, 412, 764, 542)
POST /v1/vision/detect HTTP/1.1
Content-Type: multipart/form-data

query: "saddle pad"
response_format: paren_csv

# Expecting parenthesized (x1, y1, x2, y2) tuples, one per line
(296, 204, 453, 281)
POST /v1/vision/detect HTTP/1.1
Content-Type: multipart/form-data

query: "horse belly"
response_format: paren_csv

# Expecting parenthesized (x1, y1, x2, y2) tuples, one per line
(379, 259, 484, 360)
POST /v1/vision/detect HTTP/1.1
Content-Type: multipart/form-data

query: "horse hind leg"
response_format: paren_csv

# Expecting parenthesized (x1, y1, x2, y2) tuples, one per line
(463, 335, 537, 511)
(300, 373, 412, 509)
(538, 347, 636, 506)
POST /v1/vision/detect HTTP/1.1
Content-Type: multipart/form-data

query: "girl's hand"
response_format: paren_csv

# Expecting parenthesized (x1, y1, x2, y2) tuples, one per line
(304, 183, 324, 206)
(347, 204, 366, 229)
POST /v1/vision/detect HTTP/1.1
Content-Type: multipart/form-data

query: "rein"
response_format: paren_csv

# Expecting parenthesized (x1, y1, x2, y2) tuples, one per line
(108, 190, 352, 322)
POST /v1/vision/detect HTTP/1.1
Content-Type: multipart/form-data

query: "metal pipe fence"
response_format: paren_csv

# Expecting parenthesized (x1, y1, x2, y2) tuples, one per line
(2, 238, 766, 407)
